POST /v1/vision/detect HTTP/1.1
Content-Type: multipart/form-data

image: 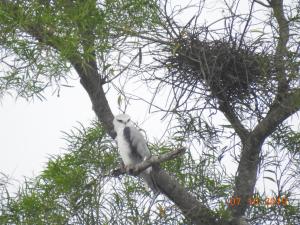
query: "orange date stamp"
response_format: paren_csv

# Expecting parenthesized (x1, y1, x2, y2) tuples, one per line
(226, 196, 288, 207)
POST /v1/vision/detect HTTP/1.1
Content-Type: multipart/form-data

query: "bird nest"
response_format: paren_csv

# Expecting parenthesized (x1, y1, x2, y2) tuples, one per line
(165, 34, 273, 103)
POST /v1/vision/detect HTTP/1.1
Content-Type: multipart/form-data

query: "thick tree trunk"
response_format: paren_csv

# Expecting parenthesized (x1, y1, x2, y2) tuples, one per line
(231, 138, 262, 217)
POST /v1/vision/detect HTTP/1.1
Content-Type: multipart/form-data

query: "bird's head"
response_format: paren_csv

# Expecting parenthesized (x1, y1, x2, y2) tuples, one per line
(113, 114, 133, 132)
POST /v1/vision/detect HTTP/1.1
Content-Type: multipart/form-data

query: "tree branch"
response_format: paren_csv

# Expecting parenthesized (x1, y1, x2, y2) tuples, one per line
(231, 91, 300, 218)
(111, 147, 186, 176)
(270, 0, 290, 98)
(254, 0, 271, 8)
(229, 1, 295, 219)
(253, 88, 300, 139)
(219, 101, 249, 142)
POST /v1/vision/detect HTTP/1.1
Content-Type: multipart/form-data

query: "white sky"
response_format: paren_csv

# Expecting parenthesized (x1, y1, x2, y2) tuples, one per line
(0, 78, 94, 181)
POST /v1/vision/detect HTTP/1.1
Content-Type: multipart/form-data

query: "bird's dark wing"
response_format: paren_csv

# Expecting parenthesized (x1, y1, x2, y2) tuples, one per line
(123, 126, 151, 161)
(123, 126, 159, 193)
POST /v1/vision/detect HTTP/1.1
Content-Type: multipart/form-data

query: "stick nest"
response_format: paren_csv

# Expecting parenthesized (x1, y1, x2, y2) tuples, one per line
(165, 34, 273, 103)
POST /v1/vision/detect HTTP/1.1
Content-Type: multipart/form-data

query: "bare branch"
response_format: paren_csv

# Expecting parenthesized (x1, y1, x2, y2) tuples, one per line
(219, 101, 250, 142)
(270, 0, 290, 98)
(254, 0, 271, 8)
(110, 147, 186, 177)
(253, 88, 300, 139)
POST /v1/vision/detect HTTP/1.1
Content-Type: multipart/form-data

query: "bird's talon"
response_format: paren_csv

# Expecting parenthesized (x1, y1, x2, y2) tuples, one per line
(125, 165, 139, 176)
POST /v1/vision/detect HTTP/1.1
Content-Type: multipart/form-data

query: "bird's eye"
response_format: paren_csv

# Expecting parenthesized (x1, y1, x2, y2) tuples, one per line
(117, 119, 123, 123)
(127, 118, 130, 123)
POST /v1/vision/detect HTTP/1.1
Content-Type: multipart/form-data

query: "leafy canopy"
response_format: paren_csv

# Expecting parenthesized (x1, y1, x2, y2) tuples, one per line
(0, 0, 160, 99)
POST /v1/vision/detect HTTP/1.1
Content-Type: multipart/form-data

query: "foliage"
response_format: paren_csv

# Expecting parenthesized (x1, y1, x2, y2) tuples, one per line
(0, 122, 116, 224)
(0, 0, 159, 99)
(0, 122, 236, 225)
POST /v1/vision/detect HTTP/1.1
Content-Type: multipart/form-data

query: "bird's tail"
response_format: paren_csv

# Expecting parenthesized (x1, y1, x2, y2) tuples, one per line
(140, 167, 160, 194)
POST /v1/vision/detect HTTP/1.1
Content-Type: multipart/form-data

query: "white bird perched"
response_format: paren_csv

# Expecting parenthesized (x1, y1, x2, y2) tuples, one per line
(113, 114, 159, 193)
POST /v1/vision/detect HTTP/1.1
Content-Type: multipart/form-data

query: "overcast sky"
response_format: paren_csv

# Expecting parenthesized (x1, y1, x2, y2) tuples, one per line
(0, 78, 94, 181)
